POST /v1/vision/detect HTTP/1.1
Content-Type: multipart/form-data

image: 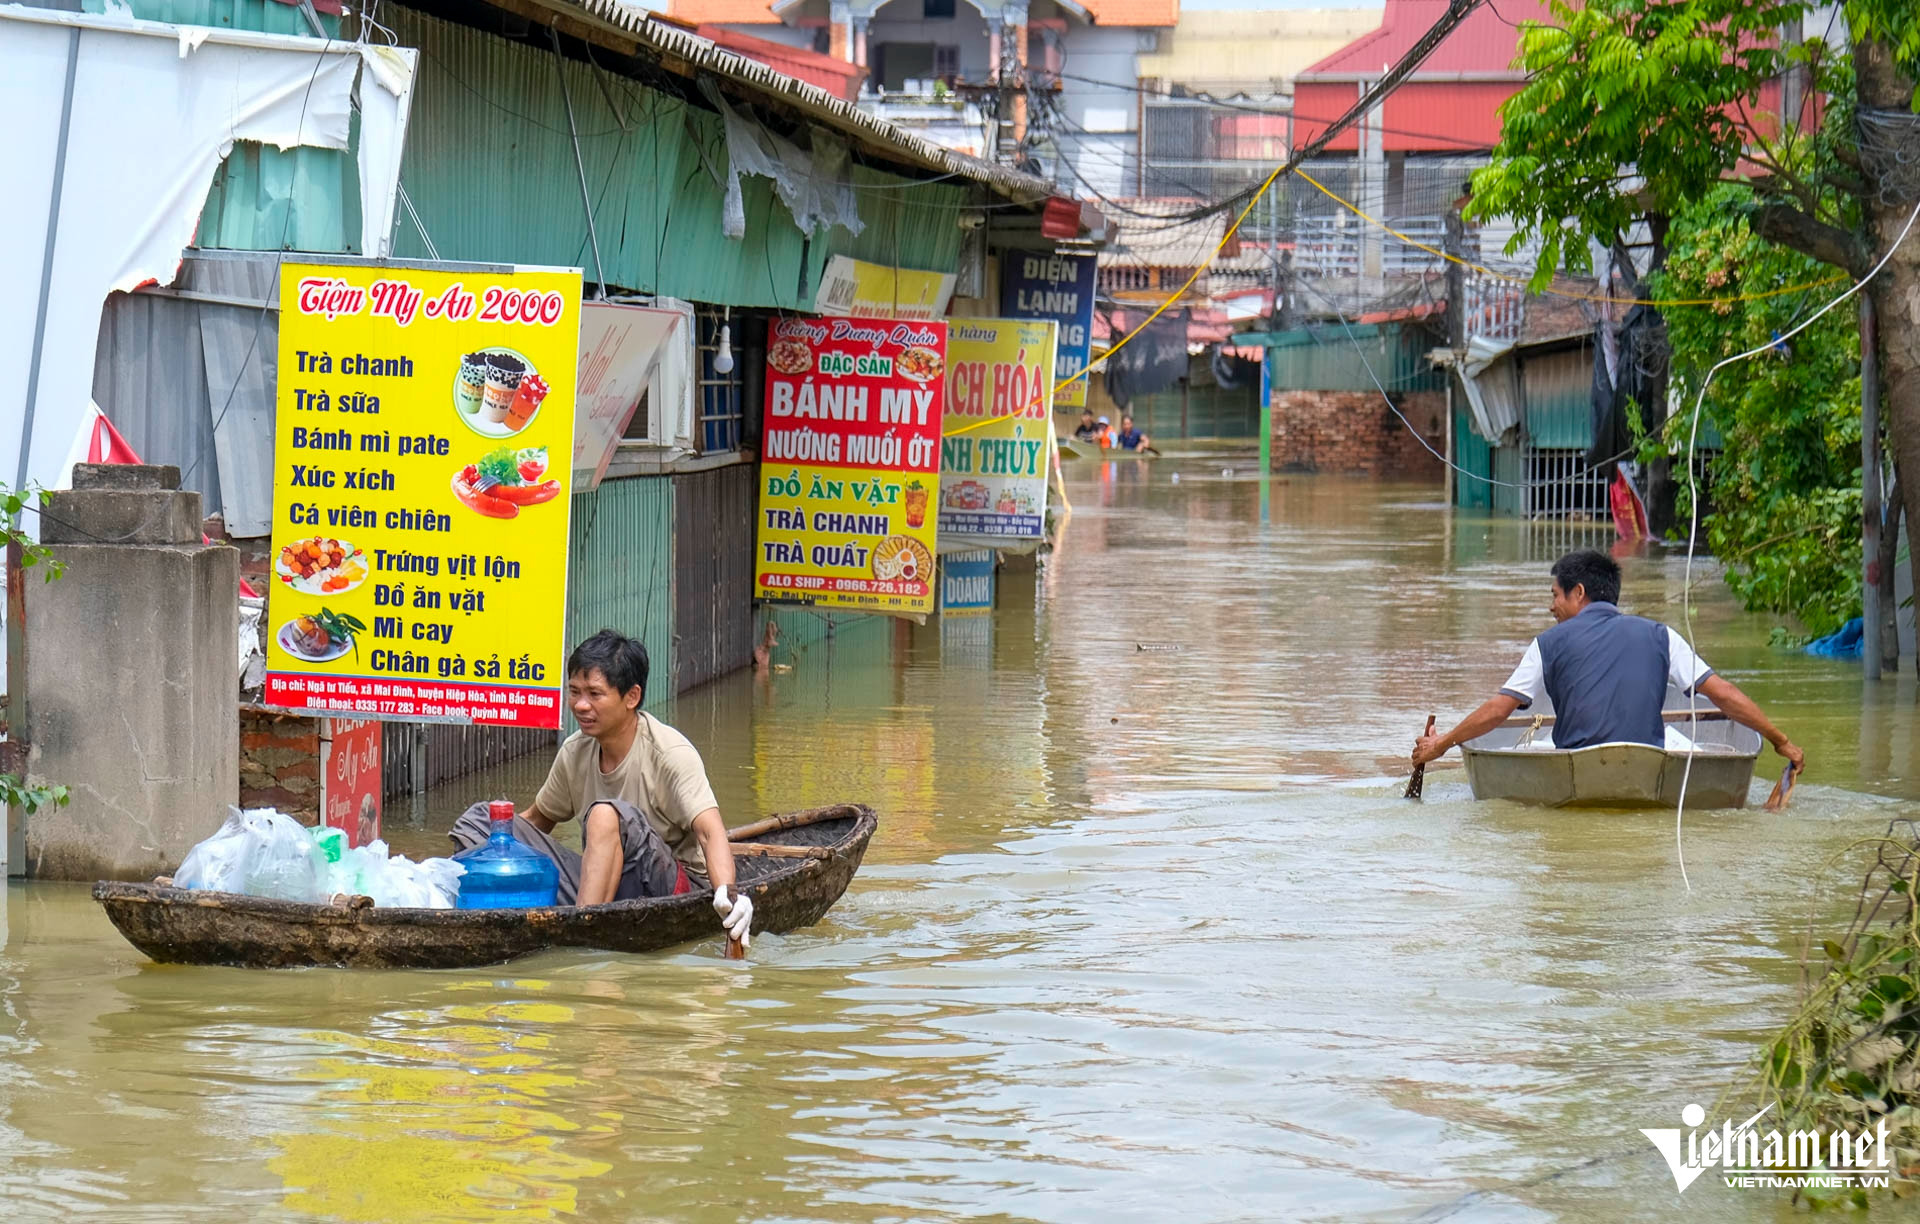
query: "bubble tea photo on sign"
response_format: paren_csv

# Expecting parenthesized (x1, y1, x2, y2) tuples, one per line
(454, 347, 545, 438)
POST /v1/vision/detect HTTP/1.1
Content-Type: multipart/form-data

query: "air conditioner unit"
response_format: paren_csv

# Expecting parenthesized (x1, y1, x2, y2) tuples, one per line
(1136, 31, 1160, 52)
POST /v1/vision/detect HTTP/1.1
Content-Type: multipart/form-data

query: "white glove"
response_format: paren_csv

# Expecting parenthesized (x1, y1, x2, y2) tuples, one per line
(714, 885, 753, 949)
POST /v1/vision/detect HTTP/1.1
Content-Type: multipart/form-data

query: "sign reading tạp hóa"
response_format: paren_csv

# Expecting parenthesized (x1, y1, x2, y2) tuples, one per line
(754, 316, 947, 617)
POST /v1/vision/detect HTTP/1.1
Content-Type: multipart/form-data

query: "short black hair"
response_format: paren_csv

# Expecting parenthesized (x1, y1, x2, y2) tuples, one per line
(567, 628, 649, 699)
(1551, 550, 1621, 605)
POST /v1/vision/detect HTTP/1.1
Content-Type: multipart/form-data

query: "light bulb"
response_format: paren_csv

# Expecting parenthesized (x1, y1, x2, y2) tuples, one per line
(713, 325, 735, 375)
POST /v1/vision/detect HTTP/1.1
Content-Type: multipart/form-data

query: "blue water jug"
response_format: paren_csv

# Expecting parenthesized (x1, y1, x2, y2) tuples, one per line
(454, 801, 560, 908)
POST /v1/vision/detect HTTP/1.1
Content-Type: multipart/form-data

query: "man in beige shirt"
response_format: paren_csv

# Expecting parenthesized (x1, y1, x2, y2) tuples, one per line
(449, 629, 752, 945)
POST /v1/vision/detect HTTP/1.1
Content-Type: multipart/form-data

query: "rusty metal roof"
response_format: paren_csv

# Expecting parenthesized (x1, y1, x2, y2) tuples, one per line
(522, 0, 1057, 203)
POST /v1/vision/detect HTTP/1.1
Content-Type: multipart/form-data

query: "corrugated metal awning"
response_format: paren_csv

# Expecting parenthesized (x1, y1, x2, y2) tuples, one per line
(492, 0, 1057, 206)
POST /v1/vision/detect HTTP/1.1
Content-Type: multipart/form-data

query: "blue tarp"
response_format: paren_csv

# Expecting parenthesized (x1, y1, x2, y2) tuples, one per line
(1805, 617, 1864, 658)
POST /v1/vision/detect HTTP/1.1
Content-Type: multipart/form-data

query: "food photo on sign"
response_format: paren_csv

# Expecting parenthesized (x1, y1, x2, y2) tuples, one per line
(753, 316, 948, 619)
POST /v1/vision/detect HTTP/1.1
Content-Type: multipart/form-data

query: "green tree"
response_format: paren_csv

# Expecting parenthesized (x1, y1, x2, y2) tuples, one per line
(1651, 186, 1863, 634)
(1469, 0, 1920, 659)
(2, 482, 66, 818)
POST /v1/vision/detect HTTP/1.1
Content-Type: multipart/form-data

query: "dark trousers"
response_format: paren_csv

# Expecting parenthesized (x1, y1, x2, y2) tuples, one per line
(448, 799, 693, 905)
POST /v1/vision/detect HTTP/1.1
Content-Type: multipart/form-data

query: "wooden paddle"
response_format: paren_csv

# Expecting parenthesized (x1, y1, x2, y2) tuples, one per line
(721, 885, 747, 960)
(1405, 714, 1436, 800)
(1763, 761, 1798, 812)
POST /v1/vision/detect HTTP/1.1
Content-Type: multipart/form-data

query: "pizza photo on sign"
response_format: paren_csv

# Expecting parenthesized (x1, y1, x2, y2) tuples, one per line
(768, 339, 814, 375)
(871, 535, 933, 585)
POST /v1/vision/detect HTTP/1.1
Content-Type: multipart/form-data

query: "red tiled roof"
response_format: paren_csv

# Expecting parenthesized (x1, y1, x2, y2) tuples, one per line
(1297, 0, 1553, 79)
(1082, 0, 1179, 28)
(694, 24, 866, 100)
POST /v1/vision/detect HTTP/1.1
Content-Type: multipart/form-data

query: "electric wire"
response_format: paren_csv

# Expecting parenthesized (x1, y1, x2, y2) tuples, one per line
(1668, 191, 1920, 893)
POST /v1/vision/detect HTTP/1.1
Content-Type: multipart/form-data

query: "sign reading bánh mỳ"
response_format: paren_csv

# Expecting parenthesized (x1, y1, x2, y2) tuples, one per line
(754, 316, 947, 617)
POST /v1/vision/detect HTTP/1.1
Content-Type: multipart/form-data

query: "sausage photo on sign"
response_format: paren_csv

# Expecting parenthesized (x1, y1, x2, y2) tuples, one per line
(452, 446, 561, 519)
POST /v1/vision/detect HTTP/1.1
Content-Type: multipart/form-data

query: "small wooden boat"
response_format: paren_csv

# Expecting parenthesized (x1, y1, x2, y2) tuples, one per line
(1056, 437, 1158, 462)
(93, 804, 876, 970)
(1461, 709, 1763, 809)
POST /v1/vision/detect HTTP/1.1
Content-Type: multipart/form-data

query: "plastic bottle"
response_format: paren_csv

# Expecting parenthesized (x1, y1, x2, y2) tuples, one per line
(452, 800, 560, 909)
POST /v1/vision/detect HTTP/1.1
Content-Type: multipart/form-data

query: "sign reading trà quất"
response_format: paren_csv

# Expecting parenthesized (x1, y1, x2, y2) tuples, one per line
(754, 316, 948, 617)
(265, 262, 581, 729)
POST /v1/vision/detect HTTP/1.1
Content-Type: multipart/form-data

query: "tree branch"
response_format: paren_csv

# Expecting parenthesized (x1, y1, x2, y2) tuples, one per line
(1751, 204, 1871, 276)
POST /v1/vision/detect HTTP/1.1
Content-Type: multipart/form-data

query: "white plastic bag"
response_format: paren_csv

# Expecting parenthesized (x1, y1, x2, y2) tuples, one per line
(351, 841, 464, 908)
(176, 807, 328, 902)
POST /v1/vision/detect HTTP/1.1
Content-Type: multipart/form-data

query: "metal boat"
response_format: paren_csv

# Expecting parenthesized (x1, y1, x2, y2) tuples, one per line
(1461, 709, 1763, 809)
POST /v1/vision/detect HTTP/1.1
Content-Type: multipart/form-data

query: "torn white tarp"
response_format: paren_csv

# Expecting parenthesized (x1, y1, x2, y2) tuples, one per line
(572, 301, 683, 490)
(1456, 334, 1522, 445)
(699, 80, 862, 242)
(0, 7, 416, 506)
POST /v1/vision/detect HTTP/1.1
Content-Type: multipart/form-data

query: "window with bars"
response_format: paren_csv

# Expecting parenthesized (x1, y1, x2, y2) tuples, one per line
(696, 309, 743, 454)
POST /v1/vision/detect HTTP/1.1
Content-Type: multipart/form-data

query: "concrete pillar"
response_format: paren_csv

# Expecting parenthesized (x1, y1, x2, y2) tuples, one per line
(852, 16, 869, 69)
(19, 463, 237, 879)
(829, 0, 853, 63)
(1358, 78, 1385, 282)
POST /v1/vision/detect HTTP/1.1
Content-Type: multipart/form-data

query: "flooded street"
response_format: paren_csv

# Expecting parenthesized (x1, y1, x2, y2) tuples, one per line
(5, 457, 1919, 1222)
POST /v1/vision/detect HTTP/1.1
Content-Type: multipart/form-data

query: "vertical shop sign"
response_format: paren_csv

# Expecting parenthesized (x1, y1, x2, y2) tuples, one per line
(939, 549, 995, 617)
(265, 261, 582, 729)
(1001, 252, 1096, 409)
(754, 317, 947, 616)
(320, 717, 382, 848)
(940, 319, 1055, 542)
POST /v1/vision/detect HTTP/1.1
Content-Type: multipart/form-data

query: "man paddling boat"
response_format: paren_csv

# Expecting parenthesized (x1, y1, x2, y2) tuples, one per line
(449, 629, 753, 945)
(1411, 550, 1805, 774)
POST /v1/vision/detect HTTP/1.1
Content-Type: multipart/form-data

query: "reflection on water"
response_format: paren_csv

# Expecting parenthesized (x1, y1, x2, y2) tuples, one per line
(4, 463, 1917, 1221)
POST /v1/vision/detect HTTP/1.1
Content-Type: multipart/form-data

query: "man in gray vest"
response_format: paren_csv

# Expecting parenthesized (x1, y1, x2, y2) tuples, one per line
(1411, 550, 1804, 770)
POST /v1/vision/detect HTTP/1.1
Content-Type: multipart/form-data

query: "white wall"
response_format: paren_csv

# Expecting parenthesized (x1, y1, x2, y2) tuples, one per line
(865, 0, 993, 80)
(719, 22, 816, 49)
(1056, 25, 1142, 198)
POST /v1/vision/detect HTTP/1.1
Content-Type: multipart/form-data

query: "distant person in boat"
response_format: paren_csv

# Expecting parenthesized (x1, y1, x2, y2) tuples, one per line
(1411, 549, 1805, 770)
(1073, 410, 1101, 442)
(1115, 414, 1149, 452)
(448, 629, 753, 945)
(1095, 415, 1114, 448)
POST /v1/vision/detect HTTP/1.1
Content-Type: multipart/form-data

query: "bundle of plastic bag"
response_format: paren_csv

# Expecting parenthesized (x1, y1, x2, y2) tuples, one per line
(178, 811, 464, 907)
(346, 840, 464, 908)
(175, 807, 328, 902)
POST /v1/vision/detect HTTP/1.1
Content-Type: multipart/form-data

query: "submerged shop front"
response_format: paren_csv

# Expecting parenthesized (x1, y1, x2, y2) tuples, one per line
(24, 0, 1085, 819)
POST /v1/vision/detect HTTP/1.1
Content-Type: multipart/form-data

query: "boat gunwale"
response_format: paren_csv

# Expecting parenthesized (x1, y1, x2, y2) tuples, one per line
(90, 804, 875, 934)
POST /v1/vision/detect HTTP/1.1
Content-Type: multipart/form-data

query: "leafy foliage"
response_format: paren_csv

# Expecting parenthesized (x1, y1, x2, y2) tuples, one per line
(1, 479, 65, 816)
(1750, 825, 1920, 1207)
(1648, 188, 1864, 635)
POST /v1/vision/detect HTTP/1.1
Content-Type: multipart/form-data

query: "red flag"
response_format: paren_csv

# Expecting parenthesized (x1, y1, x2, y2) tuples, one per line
(1609, 467, 1650, 542)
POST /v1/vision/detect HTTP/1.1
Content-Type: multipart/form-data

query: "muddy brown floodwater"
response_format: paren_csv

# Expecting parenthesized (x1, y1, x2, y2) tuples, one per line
(5, 459, 1919, 1222)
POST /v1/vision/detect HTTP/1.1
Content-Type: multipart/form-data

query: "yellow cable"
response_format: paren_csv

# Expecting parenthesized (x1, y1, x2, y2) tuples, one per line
(945, 162, 1289, 438)
(1288, 167, 1847, 308)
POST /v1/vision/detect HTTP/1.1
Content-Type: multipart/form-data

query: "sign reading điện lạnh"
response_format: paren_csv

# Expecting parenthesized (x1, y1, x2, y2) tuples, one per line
(939, 318, 1055, 544)
(754, 316, 948, 617)
(265, 262, 581, 729)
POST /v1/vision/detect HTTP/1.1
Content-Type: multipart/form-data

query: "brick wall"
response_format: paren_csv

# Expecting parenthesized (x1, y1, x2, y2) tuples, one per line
(1270, 389, 1447, 479)
(239, 707, 321, 823)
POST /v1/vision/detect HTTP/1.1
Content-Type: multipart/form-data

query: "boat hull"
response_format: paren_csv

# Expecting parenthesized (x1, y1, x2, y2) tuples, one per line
(1461, 741, 1759, 808)
(92, 805, 876, 969)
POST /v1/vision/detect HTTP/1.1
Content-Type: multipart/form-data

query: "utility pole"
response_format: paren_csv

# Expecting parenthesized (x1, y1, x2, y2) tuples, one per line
(1444, 203, 1466, 509)
(1862, 294, 1890, 678)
